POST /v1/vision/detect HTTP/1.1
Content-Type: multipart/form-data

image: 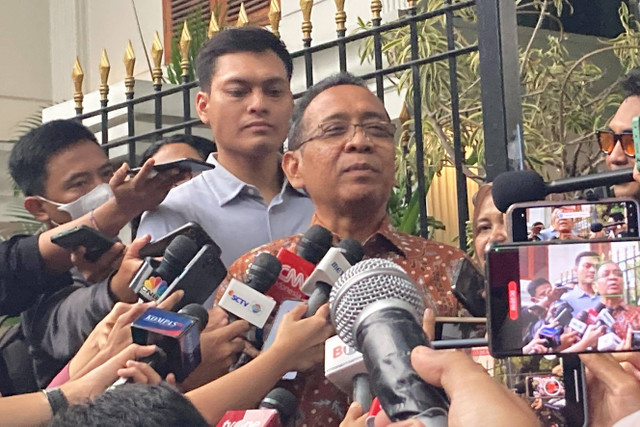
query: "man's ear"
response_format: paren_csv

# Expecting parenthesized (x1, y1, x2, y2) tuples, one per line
(24, 196, 51, 222)
(282, 150, 304, 189)
(195, 91, 210, 124)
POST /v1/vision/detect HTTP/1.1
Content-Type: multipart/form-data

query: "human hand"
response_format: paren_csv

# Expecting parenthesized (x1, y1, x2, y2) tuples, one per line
(557, 328, 580, 351)
(422, 308, 435, 342)
(110, 159, 187, 218)
(71, 242, 125, 283)
(267, 302, 335, 373)
(581, 352, 640, 427)
(70, 291, 184, 380)
(60, 343, 158, 403)
(617, 325, 633, 351)
(563, 324, 606, 353)
(339, 402, 369, 427)
(396, 347, 537, 427)
(108, 235, 151, 303)
(116, 359, 176, 386)
(180, 306, 250, 391)
(522, 336, 548, 355)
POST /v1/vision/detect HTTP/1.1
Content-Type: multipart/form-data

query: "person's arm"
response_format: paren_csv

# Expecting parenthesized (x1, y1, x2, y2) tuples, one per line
(38, 160, 186, 273)
(368, 347, 538, 427)
(0, 343, 159, 427)
(187, 303, 335, 425)
(0, 234, 72, 316)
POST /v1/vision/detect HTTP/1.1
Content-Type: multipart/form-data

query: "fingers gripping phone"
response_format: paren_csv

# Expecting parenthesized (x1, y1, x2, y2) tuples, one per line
(51, 225, 117, 262)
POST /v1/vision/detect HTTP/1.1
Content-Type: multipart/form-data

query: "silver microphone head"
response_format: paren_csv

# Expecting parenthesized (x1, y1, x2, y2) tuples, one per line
(329, 258, 427, 348)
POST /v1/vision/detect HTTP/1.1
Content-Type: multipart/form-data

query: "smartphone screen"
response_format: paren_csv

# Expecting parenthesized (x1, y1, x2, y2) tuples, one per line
(507, 199, 639, 242)
(487, 238, 640, 356)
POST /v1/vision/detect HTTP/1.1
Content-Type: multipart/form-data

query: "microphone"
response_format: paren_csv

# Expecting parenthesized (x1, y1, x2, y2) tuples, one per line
(218, 252, 282, 328)
(215, 387, 297, 427)
(590, 223, 604, 233)
(301, 238, 364, 318)
(259, 387, 298, 427)
(491, 168, 634, 213)
(129, 235, 199, 302)
(568, 310, 588, 335)
(324, 335, 372, 412)
(131, 303, 208, 382)
(266, 225, 333, 305)
(330, 258, 449, 426)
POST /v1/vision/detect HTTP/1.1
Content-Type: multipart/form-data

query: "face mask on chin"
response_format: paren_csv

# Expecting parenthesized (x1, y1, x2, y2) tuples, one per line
(38, 183, 114, 221)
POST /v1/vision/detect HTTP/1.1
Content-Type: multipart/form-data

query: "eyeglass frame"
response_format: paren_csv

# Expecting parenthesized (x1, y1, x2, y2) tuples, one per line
(596, 129, 635, 158)
(298, 120, 397, 148)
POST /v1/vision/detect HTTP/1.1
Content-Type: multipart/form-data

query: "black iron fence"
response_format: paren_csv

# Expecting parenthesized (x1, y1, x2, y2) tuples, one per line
(71, 0, 521, 251)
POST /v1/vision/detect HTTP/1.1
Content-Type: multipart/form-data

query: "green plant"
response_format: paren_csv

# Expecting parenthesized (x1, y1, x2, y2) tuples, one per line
(357, 0, 640, 239)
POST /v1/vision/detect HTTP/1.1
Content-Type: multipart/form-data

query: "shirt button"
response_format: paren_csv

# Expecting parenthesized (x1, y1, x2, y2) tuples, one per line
(247, 188, 256, 196)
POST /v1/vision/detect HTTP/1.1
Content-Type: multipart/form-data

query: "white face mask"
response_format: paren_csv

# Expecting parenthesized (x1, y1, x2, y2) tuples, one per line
(39, 183, 114, 220)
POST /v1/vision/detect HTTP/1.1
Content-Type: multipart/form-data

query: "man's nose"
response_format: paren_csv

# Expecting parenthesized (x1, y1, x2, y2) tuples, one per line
(609, 139, 631, 165)
(247, 90, 267, 114)
(344, 125, 374, 153)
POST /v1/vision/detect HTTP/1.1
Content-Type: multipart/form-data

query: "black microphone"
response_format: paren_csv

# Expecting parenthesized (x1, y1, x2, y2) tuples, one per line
(590, 223, 604, 233)
(491, 168, 633, 213)
(302, 238, 364, 318)
(330, 258, 449, 426)
(129, 235, 199, 302)
(130, 303, 208, 382)
(259, 387, 298, 427)
(217, 252, 282, 328)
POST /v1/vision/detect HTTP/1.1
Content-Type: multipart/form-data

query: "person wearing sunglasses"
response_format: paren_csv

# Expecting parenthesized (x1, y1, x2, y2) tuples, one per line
(600, 68, 640, 201)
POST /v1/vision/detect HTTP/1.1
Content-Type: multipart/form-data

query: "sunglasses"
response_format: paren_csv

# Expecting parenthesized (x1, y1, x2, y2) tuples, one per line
(596, 129, 635, 158)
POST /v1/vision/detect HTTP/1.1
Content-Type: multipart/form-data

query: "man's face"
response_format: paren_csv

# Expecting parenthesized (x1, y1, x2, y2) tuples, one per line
(551, 208, 575, 234)
(606, 95, 640, 199)
(532, 224, 543, 235)
(283, 85, 396, 215)
(26, 140, 113, 225)
(195, 51, 293, 159)
(532, 283, 552, 303)
(596, 262, 624, 297)
(574, 256, 599, 288)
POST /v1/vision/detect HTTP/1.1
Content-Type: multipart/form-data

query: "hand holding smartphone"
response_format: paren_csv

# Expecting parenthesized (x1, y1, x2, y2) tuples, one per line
(51, 225, 117, 262)
(126, 158, 214, 176)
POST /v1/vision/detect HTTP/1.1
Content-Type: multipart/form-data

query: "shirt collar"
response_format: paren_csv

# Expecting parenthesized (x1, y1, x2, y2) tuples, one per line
(308, 213, 407, 258)
(202, 153, 301, 206)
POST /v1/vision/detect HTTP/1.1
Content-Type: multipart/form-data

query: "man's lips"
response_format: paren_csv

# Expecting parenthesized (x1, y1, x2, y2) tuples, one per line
(342, 163, 378, 173)
(242, 121, 273, 130)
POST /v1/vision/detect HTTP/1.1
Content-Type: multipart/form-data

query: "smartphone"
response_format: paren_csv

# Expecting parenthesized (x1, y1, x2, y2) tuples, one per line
(451, 257, 486, 317)
(127, 158, 214, 176)
(507, 198, 639, 242)
(434, 316, 486, 341)
(51, 225, 117, 262)
(138, 222, 220, 258)
(526, 374, 565, 399)
(486, 238, 640, 357)
(633, 116, 640, 170)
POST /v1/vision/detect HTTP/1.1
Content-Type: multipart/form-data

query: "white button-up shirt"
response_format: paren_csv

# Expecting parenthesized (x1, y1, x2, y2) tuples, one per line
(137, 154, 315, 267)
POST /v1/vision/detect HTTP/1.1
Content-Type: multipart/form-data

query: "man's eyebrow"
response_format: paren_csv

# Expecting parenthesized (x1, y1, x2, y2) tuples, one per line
(360, 111, 390, 121)
(319, 112, 351, 122)
(62, 171, 91, 186)
(222, 77, 288, 86)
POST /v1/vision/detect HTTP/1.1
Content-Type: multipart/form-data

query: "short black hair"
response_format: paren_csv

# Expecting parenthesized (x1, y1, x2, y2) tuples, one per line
(49, 383, 208, 427)
(527, 277, 551, 298)
(287, 72, 371, 151)
(621, 68, 640, 98)
(195, 27, 293, 92)
(9, 119, 99, 196)
(139, 134, 216, 166)
(574, 251, 599, 267)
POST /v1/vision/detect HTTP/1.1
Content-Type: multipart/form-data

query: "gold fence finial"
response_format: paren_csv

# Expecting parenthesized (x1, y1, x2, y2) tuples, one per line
(151, 31, 163, 86)
(407, 0, 416, 8)
(179, 21, 192, 78)
(334, 0, 346, 32)
(300, 0, 313, 40)
(269, 0, 281, 38)
(99, 49, 110, 101)
(72, 58, 84, 112)
(371, 0, 382, 20)
(208, 10, 220, 38)
(124, 40, 136, 94)
(236, 3, 249, 27)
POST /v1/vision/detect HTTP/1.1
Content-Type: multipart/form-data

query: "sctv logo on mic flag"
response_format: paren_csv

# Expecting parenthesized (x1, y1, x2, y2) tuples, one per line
(227, 290, 262, 314)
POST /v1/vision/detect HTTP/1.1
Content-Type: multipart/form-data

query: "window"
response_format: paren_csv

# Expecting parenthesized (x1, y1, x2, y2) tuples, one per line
(162, 0, 273, 63)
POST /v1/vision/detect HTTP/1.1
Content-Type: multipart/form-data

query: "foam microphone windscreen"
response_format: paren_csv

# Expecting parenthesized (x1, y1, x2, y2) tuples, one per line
(259, 387, 298, 426)
(297, 225, 334, 264)
(491, 170, 545, 213)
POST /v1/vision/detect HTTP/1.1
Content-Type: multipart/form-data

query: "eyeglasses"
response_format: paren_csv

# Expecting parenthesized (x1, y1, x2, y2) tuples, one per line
(596, 129, 635, 158)
(299, 120, 396, 147)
